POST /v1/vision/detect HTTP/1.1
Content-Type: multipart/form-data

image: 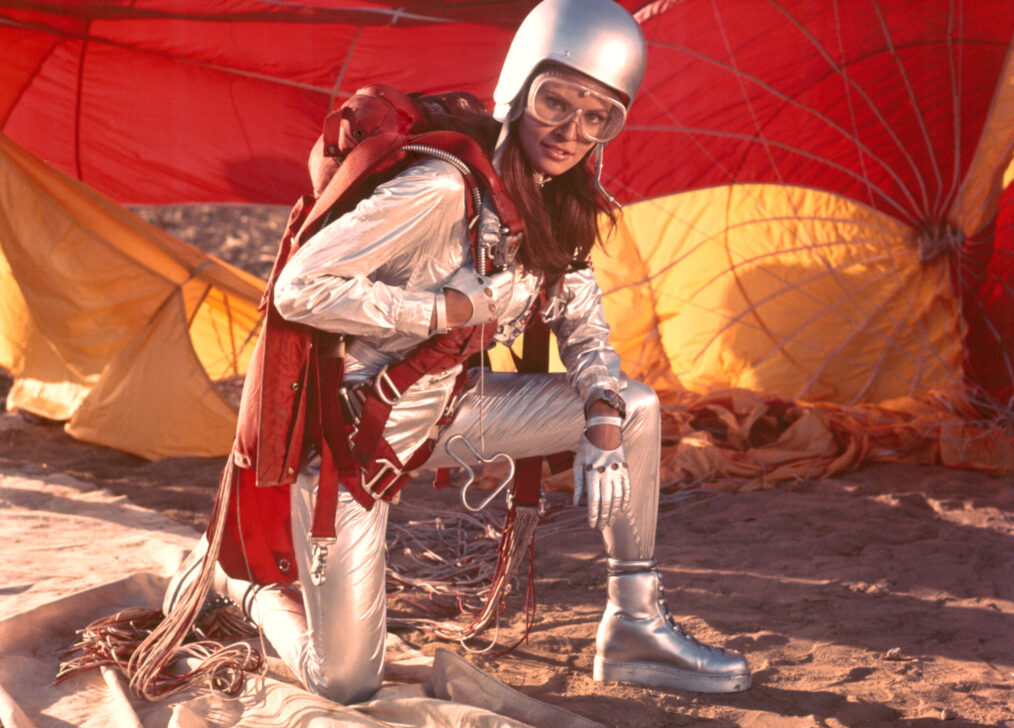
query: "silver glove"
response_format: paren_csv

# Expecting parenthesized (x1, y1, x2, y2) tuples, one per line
(442, 267, 514, 328)
(573, 420, 630, 530)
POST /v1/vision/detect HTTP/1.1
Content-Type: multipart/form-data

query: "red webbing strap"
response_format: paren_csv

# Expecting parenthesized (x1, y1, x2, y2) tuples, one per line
(310, 343, 356, 539)
(299, 127, 522, 516)
(352, 321, 497, 467)
(349, 152, 495, 468)
(511, 310, 553, 507)
(295, 130, 412, 245)
(300, 129, 520, 248)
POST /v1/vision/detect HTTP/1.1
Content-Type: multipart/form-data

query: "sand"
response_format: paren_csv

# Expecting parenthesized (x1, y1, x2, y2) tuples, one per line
(3, 400, 1011, 726)
(2, 204, 1011, 726)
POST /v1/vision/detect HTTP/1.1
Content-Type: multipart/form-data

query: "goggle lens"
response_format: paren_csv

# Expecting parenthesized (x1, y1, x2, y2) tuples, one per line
(527, 75, 627, 143)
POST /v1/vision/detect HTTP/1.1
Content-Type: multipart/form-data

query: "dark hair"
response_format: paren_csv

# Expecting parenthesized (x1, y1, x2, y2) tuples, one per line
(424, 97, 618, 276)
(500, 122, 617, 274)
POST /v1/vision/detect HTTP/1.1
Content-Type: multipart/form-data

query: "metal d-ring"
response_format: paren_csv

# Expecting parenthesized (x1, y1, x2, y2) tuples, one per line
(444, 434, 515, 512)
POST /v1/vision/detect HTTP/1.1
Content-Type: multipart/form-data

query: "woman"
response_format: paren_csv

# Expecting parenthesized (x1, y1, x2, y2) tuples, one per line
(169, 0, 750, 703)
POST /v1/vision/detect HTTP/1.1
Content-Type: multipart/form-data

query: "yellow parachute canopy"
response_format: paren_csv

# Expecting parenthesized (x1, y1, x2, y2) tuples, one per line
(0, 132, 263, 459)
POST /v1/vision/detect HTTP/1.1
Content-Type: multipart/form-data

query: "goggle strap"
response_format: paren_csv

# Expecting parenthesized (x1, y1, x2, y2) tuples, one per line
(491, 118, 511, 173)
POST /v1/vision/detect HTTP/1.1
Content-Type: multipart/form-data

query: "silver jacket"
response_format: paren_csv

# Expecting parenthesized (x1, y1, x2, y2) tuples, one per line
(274, 157, 623, 458)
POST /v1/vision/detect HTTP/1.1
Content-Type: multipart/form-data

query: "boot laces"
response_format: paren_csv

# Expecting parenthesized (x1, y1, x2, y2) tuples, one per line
(654, 567, 725, 654)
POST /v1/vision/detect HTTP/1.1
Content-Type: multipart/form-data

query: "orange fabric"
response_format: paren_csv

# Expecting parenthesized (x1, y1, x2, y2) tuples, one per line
(651, 389, 1014, 492)
(0, 132, 263, 459)
(596, 185, 965, 406)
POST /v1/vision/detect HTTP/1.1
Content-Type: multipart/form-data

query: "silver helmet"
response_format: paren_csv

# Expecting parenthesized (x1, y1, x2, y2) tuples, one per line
(493, 0, 647, 122)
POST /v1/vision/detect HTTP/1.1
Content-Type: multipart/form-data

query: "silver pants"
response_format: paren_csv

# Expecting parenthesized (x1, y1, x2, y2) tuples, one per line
(262, 371, 661, 703)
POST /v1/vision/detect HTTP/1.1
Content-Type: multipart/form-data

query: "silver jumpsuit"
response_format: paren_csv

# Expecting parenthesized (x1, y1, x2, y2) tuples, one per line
(267, 157, 661, 703)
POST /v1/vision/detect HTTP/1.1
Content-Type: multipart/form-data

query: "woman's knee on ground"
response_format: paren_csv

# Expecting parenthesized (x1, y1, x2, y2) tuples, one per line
(300, 643, 383, 705)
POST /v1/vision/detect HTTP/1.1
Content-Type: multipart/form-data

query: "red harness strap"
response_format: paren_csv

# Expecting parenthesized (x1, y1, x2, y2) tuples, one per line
(222, 117, 527, 571)
(510, 310, 553, 507)
(312, 321, 497, 525)
(345, 277, 562, 514)
(350, 322, 497, 469)
(305, 134, 505, 532)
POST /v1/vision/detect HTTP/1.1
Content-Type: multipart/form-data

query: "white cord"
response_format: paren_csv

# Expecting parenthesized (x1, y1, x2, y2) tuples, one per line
(478, 326, 486, 456)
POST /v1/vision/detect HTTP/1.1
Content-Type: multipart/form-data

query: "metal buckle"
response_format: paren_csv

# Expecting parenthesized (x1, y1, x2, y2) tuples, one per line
(444, 434, 516, 512)
(308, 534, 337, 586)
(361, 458, 401, 500)
(373, 366, 402, 406)
(338, 382, 366, 426)
(506, 490, 546, 518)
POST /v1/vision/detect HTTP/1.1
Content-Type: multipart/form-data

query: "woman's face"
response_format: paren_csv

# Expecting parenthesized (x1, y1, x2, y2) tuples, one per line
(518, 69, 624, 178)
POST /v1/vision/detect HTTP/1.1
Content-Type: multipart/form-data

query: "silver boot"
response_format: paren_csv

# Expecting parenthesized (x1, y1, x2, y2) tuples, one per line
(594, 559, 751, 693)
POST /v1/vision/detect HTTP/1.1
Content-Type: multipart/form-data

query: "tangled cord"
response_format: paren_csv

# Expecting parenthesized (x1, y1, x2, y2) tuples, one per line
(55, 603, 261, 699)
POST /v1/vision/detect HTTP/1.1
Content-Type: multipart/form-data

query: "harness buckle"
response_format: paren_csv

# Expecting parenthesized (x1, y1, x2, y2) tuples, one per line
(373, 366, 402, 406)
(307, 534, 337, 586)
(338, 381, 367, 426)
(362, 458, 402, 500)
(506, 490, 546, 518)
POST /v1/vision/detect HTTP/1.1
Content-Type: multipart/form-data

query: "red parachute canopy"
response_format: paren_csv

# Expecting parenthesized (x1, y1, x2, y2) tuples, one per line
(2, 0, 1013, 416)
(614, 0, 1014, 413)
(0, 1, 541, 204)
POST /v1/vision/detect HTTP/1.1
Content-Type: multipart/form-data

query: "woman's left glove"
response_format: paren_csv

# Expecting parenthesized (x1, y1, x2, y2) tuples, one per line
(441, 267, 514, 328)
(573, 422, 630, 530)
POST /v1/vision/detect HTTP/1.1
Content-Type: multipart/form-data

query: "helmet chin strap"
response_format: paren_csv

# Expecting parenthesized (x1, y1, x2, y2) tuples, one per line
(593, 144, 620, 208)
(490, 102, 520, 174)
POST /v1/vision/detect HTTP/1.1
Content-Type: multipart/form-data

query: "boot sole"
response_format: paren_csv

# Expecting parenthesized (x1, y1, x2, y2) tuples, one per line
(594, 656, 751, 693)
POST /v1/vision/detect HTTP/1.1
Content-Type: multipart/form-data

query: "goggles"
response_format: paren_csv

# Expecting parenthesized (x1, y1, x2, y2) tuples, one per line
(525, 73, 627, 143)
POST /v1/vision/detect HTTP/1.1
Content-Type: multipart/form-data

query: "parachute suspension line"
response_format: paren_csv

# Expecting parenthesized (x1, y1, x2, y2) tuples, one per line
(869, 0, 942, 217)
(479, 326, 487, 457)
(832, 0, 882, 218)
(709, 0, 845, 375)
(220, 292, 240, 377)
(330, 27, 361, 105)
(824, 0, 935, 404)
(57, 458, 263, 700)
(651, 7, 912, 374)
(710, 0, 799, 201)
(850, 2, 961, 391)
(127, 456, 261, 700)
(640, 80, 913, 253)
(711, 0, 869, 341)
(234, 461, 270, 697)
(942, 0, 964, 220)
(818, 2, 931, 220)
(764, 0, 924, 223)
(826, 0, 905, 408)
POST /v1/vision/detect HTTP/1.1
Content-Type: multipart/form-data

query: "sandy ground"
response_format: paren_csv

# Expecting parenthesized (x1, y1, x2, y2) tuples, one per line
(3, 205, 1012, 727)
(3, 413, 1012, 727)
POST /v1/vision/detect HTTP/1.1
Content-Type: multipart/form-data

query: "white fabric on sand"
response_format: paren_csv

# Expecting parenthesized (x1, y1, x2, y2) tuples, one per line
(0, 468, 603, 728)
